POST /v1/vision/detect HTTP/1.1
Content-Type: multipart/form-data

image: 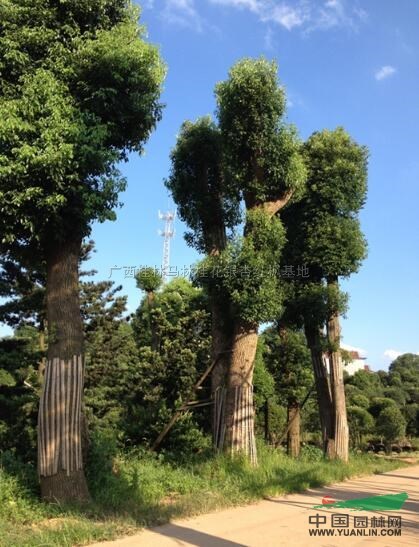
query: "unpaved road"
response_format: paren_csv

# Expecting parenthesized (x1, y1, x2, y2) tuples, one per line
(90, 465, 419, 546)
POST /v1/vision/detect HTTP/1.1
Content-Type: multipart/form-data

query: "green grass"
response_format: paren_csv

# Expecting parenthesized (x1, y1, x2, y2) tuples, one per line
(0, 444, 410, 547)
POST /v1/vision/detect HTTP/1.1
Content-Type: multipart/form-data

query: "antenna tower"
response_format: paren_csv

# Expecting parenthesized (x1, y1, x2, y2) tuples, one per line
(158, 210, 175, 281)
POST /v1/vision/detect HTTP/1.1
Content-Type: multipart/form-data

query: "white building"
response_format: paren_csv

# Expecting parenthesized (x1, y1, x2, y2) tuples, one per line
(341, 344, 369, 376)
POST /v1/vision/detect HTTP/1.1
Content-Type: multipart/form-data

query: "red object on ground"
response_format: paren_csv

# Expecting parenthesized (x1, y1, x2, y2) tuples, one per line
(322, 496, 336, 505)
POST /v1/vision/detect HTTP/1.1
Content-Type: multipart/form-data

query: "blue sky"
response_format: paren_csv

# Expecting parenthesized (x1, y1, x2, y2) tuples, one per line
(3, 0, 419, 370)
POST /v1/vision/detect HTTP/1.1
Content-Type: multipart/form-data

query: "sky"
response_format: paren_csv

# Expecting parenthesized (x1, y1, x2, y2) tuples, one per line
(2, 0, 419, 370)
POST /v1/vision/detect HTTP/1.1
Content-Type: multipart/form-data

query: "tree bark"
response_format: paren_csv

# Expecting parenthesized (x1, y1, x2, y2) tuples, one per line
(38, 236, 90, 503)
(304, 325, 334, 455)
(326, 276, 349, 462)
(38, 319, 47, 382)
(221, 321, 258, 465)
(211, 297, 233, 448)
(205, 221, 231, 449)
(287, 400, 300, 458)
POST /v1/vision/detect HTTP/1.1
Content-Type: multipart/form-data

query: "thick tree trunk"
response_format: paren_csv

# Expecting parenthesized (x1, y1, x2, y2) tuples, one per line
(205, 223, 231, 449)
(287, 400, 300, 458)
(220, 321, 258, 465)
(304, 325, 334, 455)
(38, 236, 90, 503)
(326, 277, 349, 462)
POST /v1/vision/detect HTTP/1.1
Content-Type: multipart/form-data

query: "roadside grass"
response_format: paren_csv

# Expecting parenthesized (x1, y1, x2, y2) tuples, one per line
(0, 443, 410, 547)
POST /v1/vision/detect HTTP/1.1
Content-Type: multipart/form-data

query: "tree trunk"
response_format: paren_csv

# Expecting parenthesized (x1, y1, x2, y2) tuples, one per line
(211, 297, 233, 448)
(221, 321, 258, 465)
(38, 236, 90, 503)
(287, 400, 300, 458)
(326, 277, 349, 462)
(38, 319, 47, 382)
(304, 325, 334, 455)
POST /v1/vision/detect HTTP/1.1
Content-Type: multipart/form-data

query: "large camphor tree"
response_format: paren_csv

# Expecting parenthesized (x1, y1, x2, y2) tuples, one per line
(165, 118, 239, 441)
(282, 128, 368, 461)
(0, 0, 165, 502)
(214, 59, 306, 462)
(167, 59, 306, 461)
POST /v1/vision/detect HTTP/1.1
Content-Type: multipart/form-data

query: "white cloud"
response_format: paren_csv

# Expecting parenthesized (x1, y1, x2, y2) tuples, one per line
(383, 349, 402, 361)
(162, 0, 203, 31)
(211, 0, 260, 11)
(375, 65, 397, 81)
(264, 4, 307, 30)
(208, 0, 366, 32)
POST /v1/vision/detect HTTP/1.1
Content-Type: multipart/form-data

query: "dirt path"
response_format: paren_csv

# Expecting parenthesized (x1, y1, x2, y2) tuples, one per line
(90, 465, 419, 546)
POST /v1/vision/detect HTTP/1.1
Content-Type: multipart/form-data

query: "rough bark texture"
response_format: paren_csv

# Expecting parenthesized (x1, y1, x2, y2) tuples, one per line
(304, 325, 334, 455)
(221, 321, 258, 465)
(38, 320, 46, 381)
(205, 219, 231, 447)
(327, 278, 349, 462)
(38, 237, 90, 503)
(211, 297, 233, 447)
(287, 400, 300, 458)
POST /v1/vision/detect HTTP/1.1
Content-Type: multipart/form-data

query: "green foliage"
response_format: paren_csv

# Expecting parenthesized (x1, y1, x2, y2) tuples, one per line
(368, 397, 397, 419)
(299, 444, 324, 462)
(197, 211, 286, 324)
(389, 354, 419, 403)
(302, 214, 367, 278)
(0, 442, 405, 545)
(346, 369, 384, 399)
(253, 340, 287, 440)
(0, 255, 45, 328)
(349, 393, 370, 409)
(253, 339, 276, 408)
(261, 326, 313, 405)
(347, 406, 374, 448)
(283, 281, 348, 332)
(0, 331, 40, 463)
(376, 406, 406, 445)
(297, 128, 368, 279)
(280, 127, 368, 350)
(165, 117, 239, 253)
(0, 0, 165, 252)
(303, 128, 368, 216)
(216, 58, 306, 205)
(130, 278, 211, 449)
(135, 267, 163, 293)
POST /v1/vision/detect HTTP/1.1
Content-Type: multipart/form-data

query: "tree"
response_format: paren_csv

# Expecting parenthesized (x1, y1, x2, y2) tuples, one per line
(0, 329, 41, 462)
(389, 354, 419, 406)
(135, 267, 163, 351)
(301, 129, 368, 462)
(81, 279, 139, 436)
(130, 278, 211, 451)
(207, 58, 306, 463)
(262, 326, 313, 457)
(0, 1, 165, 502)
(281, 128, 368, 462)
(376, 406, 406, 452)
(168, 59, 306, 463)
(347, 406, 374, 449)
(165, 117, 239, 442)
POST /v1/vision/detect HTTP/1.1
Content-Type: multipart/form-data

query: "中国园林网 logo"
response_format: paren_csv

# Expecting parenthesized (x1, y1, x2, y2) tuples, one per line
(313, 492, 408, 511)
